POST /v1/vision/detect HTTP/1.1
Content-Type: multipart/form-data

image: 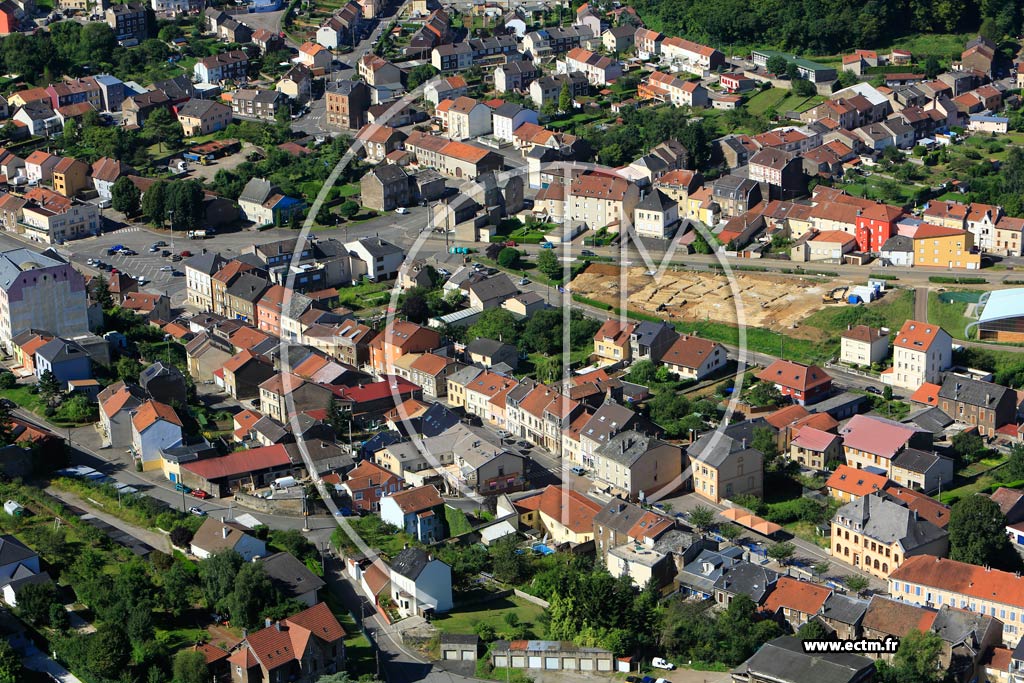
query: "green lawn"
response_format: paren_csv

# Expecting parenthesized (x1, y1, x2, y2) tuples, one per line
(0, 385, 46, 413)
(324, 593, 377, 677)
(338, 183, 361, 197)
(803, 289, 915, 334)
(335, 279, 393, 310)
(928, 291, 975, 339)
(746, 88, 788, 116)
(431, 595, 545, 637)
(775, 93, 826, 115)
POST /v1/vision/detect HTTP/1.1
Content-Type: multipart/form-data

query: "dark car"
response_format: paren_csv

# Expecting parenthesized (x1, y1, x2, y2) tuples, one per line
(581, 249, 596, 257)
(865, 386, 882, 395)
(161, 250, 171, 257)
(171, 254, 183, 262)
(517, 440, 532, 449)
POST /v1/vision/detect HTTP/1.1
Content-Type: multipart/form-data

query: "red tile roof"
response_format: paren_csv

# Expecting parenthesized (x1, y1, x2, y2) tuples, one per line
(826, 464, 889, 498)
(883, 484, 950, 528)
(132, 400, 182, 432)
(909, 382, 941, 406)
(862, 595, 936, 637)
(893, 320, 945, 351)
(182, 444, 291, 480)
(891, 555, 1024, 608)
(757, 360, 831, 392)
(764, 405, 811, 429)
(513, 485, 602, 534)
(791, 426, 839, 452)
(762, 577, 831, 616)
(840, 415, 920, 459)
(385, 484, 442, 514)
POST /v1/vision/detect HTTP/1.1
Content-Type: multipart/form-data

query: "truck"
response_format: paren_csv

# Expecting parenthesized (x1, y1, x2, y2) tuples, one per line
(182, 152, 211, 165)
(187, 230, 209, 239)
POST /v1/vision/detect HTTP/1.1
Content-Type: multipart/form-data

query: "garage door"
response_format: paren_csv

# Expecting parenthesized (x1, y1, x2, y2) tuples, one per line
(598, 659, 612, 672)
(580, 659, 594, 671)
(528, 657, 542, 669)
(442, 650, 457, 660)
(562, 658, 577, 670)
(545, 657, 559, 670)
(512, 656, 526, 668)
(494, 655, 509, 668)
(461, 650, 475, 661)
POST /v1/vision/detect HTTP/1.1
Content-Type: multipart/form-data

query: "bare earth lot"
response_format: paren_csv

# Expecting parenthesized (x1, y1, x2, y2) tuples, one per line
(572, 264, 827, 332)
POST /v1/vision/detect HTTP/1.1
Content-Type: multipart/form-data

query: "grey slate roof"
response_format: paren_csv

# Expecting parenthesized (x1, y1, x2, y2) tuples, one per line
(238, 177, 276, 205)
(820, 593, 868, 626)
(580, 401, 636, 445)
(444, 364, 482, 389)
(225, 273, 270, 302)
(35, 338, 88, 365)
(466, 273, 518, 302)
(140, 361, 183, 384)
(260, 551, 326, 599)
(903, 407, 953, 434)
(592, 498, 672, 536)
(184, 251, 226, 276)
(636, 188, 677, 213)
(175, 98, 227, 119)
(834, 492, 947, 551)
(881, 234, 914, 252)
(712, 561, 778, 603)
(352, 237, 403, 258)
(0, 534, 37, 566)
(370, 164, 409, 185)
(390, 546, 431, 580)
(737, 636, 875, 683)
(466, 337, 514, 358)
(493, 102, 525, 118)
(891, 448, 949, 475)
(931, 605, 994, 647)
(937, 374, 1013, 408)
(594, 430, 665, 466)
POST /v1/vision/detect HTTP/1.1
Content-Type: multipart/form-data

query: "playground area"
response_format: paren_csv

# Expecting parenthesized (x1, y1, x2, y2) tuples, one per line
(571, 264, 828, 332)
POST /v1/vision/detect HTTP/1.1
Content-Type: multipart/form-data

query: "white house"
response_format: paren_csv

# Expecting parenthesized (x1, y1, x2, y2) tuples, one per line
(491, 103, 539, 143)
(632, 188, 679, 238)
(190, 518, 268, 561)
(437, 96, 491, 141)
(883, 320, 952, 390)
(130, 399, 183, 472)
(388, 547, 453, 617)
(345, 237, 404, 282)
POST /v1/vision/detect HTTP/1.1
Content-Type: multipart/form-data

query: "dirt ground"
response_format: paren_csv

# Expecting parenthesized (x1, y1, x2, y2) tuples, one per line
(572, 264, 828, 332)
(181, 143, 257, 183)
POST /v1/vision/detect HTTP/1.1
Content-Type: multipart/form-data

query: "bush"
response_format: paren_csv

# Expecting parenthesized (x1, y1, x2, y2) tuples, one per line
(497, 247, 521, 269)
(0, 372, 14, 390)
(169, 525, 194, 548)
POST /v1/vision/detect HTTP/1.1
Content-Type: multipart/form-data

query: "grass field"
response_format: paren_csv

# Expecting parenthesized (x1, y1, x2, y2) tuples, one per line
(431, 595, 546, 637)
(803, 289, 916, 335)
(928, 291, 975, 339)
(0, 385, 47, 414)
(745, 88, 788, 115)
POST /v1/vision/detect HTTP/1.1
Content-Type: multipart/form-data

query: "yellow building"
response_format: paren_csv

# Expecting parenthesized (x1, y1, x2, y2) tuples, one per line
(52, 157, 89, 198)
(513, 485, 603, 546)
(911, 224, 980, 269)
(593, 319, 634, 365)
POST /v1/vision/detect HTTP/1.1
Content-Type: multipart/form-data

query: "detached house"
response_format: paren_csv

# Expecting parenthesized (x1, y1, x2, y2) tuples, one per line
(840, 414, 929, 477)
(388, 547, 453, 618)
(379, 485, 447, 543)
(661, 334, 726, 380)
(757, 359, 832, 405)
(340, 460, 402, 513)
(228, 603, 346, 683)
(689, 423, 764, 503)
(593, 320, 635, 365)
(884, 320, 952, 391)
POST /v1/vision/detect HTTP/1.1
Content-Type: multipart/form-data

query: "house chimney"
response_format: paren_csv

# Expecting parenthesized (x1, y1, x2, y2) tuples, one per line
(222, 526, 229, 539)
(265, 618, 273, 628)
(275, 621, 282, 631)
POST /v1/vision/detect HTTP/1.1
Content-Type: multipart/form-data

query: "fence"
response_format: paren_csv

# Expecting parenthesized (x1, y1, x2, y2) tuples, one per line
(513, 589, 550, 608)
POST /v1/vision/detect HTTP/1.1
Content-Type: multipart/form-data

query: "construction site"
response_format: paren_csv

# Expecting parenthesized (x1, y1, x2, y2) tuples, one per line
(571, 263, 830, 332)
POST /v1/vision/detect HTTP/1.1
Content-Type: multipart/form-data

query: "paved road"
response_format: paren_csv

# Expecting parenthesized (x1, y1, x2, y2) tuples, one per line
(915, 286, 929, 322)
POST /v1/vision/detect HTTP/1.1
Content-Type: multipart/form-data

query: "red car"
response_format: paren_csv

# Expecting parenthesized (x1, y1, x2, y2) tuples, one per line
(191, 489, 210, 499)
(179, 250, 192, 258)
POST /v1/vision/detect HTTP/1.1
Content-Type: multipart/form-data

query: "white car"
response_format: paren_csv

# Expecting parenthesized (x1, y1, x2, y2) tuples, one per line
(651, 658, 675, 670)
(159, 265, 173, 272)
(395, 207, 409, 214)
(137, 277, 148, 285)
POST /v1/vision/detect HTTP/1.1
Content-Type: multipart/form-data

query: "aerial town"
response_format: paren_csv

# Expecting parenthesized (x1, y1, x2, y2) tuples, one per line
(0, 0, 1023, 681)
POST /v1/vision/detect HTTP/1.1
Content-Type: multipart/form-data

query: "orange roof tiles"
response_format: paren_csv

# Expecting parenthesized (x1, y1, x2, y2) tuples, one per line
(826, 464, 888, 498)
(132, 400, 182, 432)
(514, 485, 602, 534)
(909, 382, 941, 406)
(757, 360, 831, 392)
(762, 577, 831, 616)
(893, 320, 944, 351)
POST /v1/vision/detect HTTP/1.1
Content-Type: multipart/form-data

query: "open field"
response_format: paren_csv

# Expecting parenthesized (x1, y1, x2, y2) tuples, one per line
(431, 595, 546, 637)
(571, 264, 829, 333)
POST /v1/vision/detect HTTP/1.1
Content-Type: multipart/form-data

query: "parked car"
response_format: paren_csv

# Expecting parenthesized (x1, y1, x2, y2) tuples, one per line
(174, 483, 191, 493)
(497, 430, 512, 439)
(540, 241, 554, 249)
(581, 249, 596, 256)
(395, 207, 409, 214)
(161, 250, 171, 257)
(171, 255, 183, 262)
(149, 245, 160, 252)
(188, 506, 206, 516)
(517, 440, 532, 449)
(865, 386, 882, 395)
(153, 241, 167, 247)
(519, 278, 530, 285)
(191, 489, 210, 499)
(159, 265, 173, 272)
(651, 658, 675, 671)
(570, 466, 586, 476)
(179, 250, 192, 257)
